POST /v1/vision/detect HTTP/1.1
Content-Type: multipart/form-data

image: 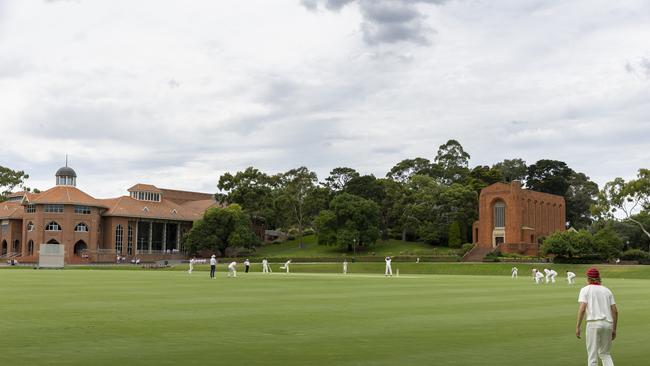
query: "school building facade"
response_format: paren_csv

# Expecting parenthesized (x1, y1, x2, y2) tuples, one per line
(0, 165, 217, 264)
(472, 180, 566, 257)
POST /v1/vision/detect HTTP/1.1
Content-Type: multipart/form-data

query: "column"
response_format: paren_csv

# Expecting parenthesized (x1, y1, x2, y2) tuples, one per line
(148, 221, 153, 253)
(162, 222, 167, 252)
(176, 223, 181, 250)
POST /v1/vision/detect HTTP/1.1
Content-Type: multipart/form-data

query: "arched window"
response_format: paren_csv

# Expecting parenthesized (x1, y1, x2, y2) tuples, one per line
(45, 221, 62, 231)
(115, 225, 124, 253)
(47, 239, 60, 244)
(493, 201, 506, 228)
(74, 240, 87, 255)
(74, 223, 89, 232)
(1, 240, 7, 255)
(28, 240, 34, 255)
(27, 221, 34, 232)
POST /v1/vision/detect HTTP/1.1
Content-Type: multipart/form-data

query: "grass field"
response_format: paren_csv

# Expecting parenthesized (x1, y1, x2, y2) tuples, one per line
(253, 235, 459, 258)
(1, 266, 647, 365)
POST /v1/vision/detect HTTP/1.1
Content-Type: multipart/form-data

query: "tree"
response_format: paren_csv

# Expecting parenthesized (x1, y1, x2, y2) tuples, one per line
(447, 221, 462, 248)
(493, 158, 527, 183)
(434, 139, 470, 185)
(216, 167, 276, 227)
(314, 193, 380, 252)
(345, 174, 386, 204)
(323, 167, 359, 191)
(593, 169, 650, 242)
(467, 165, 502, 193)
(0, 166, 29, 201)
(386, 158, 433, 182)
(525, 159, 573, 196)
(276, 167, 318, 248)
(541, 228, 622, 260)
(183, 204, 258, 255)
(565, 172, 599, 229)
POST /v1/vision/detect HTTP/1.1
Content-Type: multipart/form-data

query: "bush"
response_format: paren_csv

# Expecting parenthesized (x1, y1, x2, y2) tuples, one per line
(620, 249, 650, 261)
(459, 243, 474, 257)
(448, 222, 462, 248)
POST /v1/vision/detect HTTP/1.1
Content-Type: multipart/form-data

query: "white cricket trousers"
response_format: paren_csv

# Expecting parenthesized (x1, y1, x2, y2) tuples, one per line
(263, 265, 269, 273)
(585, 320, 614, 366)
(385, 264, 392, 276)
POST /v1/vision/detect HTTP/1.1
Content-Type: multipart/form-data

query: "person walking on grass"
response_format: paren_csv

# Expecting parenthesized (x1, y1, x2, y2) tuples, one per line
(511, 266, 518, 279)
(280, 259, 291, 274)
(209, 255, 217, 279)
(227, 261, 237, 278)
(576, 267, 618, 366)
(567, 271, 576, 285)
(262, 258, 271, 274)
(244, 259, 250, 273)
(385, 256, 393, 277)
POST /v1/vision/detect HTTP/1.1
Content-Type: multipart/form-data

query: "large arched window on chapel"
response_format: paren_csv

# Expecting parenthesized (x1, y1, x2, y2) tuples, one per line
(493, 201, 506, 228)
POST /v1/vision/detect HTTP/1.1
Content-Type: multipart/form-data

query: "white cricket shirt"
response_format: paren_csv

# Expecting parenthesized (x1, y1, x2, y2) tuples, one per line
(578, 284, 616, 323)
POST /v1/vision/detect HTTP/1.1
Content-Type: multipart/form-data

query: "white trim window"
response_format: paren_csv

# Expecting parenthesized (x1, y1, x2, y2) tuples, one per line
(75, 223, 89, 232)
(25, 204, 36, 213)
(45, 221, 62, 231)
(44, 204, 64, 213)
(74, 206, 91, 214)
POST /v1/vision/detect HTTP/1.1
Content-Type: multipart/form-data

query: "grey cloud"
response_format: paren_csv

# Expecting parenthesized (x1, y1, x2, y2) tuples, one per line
(304, 0, 448, 46)
(625, 57, 650, 78)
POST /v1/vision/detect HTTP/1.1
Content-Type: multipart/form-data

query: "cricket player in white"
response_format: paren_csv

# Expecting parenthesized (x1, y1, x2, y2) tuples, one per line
(188, 257, 195, 274)
(548, 269, 558, 284)
(262, 258, 271, 274)
(567, 271, 576, 285)
(227, 261, 237, 277)
(209, 255, 217, 279)
(244, 259, 250, 273)
(343, 259, 348, 274)
(534, 270, 544, 284)
(385, 256, 393, 276)
(511, 266, 518, 279)
(280, 260, 291, 273)
(576, 267, 618, 366)
(544, 268, 551, 284)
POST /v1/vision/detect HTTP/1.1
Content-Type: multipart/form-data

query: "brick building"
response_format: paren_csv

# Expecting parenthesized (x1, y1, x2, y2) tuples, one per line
(0, 165, 217, 264)
(471, 180, 566, 256)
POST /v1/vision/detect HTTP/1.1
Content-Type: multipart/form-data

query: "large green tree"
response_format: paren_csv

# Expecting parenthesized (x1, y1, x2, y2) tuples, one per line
(276, 167, 319, 248)
(493, 158, 527, 183)
(323, 167, 359, 192)
(593, 169, 650, 242)
(386, 158, 434, 182)
(183, 204, 258, 255)
(0, 166, 29, 201)
(216, 167, 276, 227)
(434, 139, 470, 185)
(525, 159, 573, 196)
(314, 193, 380, 252)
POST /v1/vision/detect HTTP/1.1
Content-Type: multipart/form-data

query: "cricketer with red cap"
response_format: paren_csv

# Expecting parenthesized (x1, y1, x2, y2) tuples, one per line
(575, 267, 618, 366)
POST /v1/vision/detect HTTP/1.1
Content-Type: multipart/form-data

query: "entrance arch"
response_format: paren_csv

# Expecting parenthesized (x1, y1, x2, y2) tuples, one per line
(1, 240, 7, 256)
(74, 240, 87, 255)
(47, 239, 60, 244)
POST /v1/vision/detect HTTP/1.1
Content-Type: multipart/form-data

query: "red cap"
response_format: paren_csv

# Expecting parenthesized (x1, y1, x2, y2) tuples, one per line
(586, 267, 600, 279)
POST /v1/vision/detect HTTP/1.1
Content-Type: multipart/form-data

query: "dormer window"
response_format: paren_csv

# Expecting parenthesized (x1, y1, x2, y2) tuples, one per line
(130, 191, 161, 202)
(142, 207, 149, 213)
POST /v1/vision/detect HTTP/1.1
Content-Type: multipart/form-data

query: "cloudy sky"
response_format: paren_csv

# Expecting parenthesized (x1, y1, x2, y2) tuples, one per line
(0, 0, 649, 198)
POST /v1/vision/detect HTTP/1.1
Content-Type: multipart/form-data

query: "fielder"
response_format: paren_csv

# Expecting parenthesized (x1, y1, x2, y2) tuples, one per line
(188, 257, 195, 274)
(548, 269, 558, 284)
(343, 259, 348, 274)
(280, 260, 291, 274)
(385, 256, 393, 277)
(576, 267, 618, 366)
(209, 255, 217, 279)
(227, 261, 237, 278)
(262, 258, 270, 274)
(534, 269, 545, 284)
(511, 266, 518, 279)
(544, 268, 551, 284)
(567, 271, 576, 285)
(244, 259, 250, 273)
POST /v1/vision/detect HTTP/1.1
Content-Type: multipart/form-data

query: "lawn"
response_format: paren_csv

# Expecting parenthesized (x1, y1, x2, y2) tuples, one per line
(1, 268, 646, 366)
(252, 235, 459, 258)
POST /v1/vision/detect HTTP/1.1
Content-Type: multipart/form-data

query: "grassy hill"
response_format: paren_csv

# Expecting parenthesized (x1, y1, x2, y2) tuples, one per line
(251, 235, 459, 258)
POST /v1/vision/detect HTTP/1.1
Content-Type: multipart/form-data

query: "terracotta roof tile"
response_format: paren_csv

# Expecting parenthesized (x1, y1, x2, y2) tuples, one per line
(100, 196, 210, 221)
(127, 184, 162, 193)
(28, 186, 107, 208)
(0, 201, 23, 219)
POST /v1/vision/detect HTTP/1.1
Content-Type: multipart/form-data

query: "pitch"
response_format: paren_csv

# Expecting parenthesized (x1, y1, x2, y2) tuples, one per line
(1, 269, 647, 365)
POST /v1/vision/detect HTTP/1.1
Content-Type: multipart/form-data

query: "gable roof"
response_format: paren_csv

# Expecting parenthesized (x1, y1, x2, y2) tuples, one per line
(127, 184, 162, 193)
(0, 201, 24, 219)
(99, 196, 217, 221)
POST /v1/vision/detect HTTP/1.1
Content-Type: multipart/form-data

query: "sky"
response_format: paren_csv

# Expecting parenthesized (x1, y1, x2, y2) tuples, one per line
(0, 0, 649, 198)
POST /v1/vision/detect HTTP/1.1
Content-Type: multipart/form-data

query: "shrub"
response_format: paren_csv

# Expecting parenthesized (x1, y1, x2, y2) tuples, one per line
(447, 222, 463, 248)
(620, 249, 650, 261)
(460, 243, 474, 257)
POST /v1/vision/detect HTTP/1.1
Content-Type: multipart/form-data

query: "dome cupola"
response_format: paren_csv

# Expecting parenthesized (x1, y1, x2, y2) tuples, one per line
(55, 160, 77, 187)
